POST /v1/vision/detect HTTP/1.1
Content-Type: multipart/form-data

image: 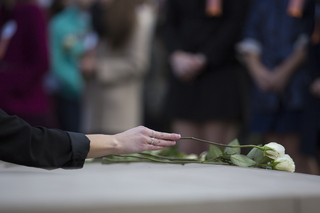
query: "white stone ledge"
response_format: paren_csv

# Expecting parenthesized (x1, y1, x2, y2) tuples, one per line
(0, 162, 319, 213)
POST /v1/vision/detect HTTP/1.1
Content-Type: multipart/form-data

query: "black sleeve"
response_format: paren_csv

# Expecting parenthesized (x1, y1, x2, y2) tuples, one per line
(0, 109, 90, 169)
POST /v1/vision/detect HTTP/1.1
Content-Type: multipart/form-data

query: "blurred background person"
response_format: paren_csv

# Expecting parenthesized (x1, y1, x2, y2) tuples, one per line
(163, 0, 251, 155)
(83, 0, 157, 134)
(300, 0, 320, 175)
(49, 0, 97, 132)
(0, 0, 54, 127)
(237, 0, 314, 173)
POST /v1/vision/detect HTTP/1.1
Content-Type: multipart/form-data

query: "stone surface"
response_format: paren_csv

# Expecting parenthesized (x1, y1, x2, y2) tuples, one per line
(0, 161, 320, 213)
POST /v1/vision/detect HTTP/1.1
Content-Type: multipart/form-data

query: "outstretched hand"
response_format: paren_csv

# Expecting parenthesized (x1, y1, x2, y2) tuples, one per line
(114, 126, 181, 154)
(86, 126, 181, 158)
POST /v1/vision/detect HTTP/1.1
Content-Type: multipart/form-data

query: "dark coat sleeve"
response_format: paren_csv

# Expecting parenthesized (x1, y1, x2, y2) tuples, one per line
(0, 109, 90, 169)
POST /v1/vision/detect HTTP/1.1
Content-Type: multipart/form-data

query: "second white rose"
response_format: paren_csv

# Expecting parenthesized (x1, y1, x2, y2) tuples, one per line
(274, 154, 295, 172)
(264, 142, 285, 159)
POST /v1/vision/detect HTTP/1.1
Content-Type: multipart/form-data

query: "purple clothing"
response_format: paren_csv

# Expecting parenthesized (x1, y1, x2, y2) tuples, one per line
(0, 3, 50, 116)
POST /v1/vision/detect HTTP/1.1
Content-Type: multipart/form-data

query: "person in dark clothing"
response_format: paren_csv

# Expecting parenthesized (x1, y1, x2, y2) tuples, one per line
(237, 0, 314, 173)
(0, 109, 180, 169)
(163, 0, 251, 155)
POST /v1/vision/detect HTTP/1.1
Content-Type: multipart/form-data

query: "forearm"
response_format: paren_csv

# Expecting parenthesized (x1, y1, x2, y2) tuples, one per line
(243, 52, 266, 77)
(242, 52, 275, 91)
(275, 47, 307, 76)
(85, 134, 119, 158)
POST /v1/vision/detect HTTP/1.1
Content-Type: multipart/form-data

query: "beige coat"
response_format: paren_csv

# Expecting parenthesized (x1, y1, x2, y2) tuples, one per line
(83, 1, 157, 134)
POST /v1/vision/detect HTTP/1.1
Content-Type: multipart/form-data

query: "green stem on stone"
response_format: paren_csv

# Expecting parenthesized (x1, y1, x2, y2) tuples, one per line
(102, 159, 148, 164)
(140, 153, 198, 161)
(114, 154, 202, 164)
(103, 154, 233, 166)
(180, 137, 264, 150)
(113, 154, 231, 165)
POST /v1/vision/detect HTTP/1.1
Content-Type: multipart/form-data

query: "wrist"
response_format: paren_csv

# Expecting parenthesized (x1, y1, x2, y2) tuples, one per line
(86, 134, 119, 158)
(110, 134, 122, 154)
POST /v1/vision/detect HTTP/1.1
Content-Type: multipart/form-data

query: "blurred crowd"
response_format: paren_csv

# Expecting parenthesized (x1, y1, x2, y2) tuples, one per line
(0, 0, 320, 175)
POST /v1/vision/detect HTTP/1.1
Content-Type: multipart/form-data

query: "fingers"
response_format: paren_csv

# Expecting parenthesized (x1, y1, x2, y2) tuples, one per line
(115, 126, 180, 155)
(149, 130, 181, 141)
(148, 137, 177, 147)
(157, 131, 181, 141)
(145, 128, 180, 149)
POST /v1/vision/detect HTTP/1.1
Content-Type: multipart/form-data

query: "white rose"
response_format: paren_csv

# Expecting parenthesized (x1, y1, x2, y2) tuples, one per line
(264, 142, 285, 159)
(274, 154, 295, 172)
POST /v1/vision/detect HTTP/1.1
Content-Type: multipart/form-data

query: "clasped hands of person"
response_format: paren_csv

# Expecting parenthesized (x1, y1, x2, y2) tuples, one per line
(86, 126, 181, 159)
(245, 48, 306, 93)
(169, 50, 207, 82)
(249, 61, 292, 93)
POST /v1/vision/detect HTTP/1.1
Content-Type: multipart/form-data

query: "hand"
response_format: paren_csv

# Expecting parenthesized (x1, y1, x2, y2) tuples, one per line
(310, 78, 320, 98)
(170, 51, 206, 82)
(114, 126, 180, 154)
(170, 51, 194, 80)
(86, 126, 181, 158)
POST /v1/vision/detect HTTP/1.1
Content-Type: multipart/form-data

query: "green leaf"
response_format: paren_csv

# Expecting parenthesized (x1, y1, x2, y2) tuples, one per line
(259, 156, 272, 164)
(221, 154, 231, 161)
(247, 147, 259, 159)
(253, 149, 264, 163)
(225, 138, 240, 155)
(230, 154, 256, 167)
(206, 145, 223, 160)
(246, 147, 267, 164)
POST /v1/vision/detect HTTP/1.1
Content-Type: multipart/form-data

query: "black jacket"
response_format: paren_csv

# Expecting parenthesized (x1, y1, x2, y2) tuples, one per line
(0, 109, 90, 169)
